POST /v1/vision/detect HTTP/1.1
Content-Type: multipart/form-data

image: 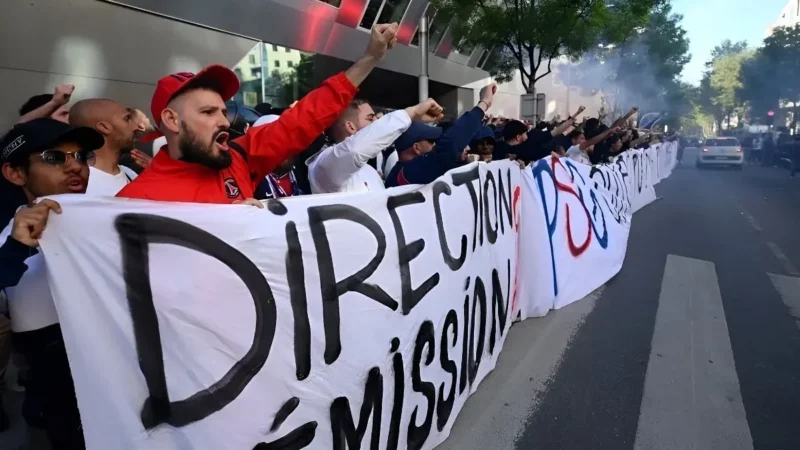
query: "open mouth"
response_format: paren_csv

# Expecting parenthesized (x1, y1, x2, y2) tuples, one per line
(67, 177, 85, 192)
(214, 131, 230, 151)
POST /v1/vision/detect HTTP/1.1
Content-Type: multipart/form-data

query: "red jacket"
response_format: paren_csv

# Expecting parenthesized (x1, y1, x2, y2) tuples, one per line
(117, 73, 357, 203)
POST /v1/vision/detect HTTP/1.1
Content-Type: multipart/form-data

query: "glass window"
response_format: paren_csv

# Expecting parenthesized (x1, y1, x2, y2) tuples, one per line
(360, 0, 384, 29)
(477, 48, 492, 69)
(410, 7, 436, 47)
(455, 38, 474, 55)
(243, 92, 259, 107)
(428, 17, 450, 51)
(705, 138, 740, 147)
(233, 42, 317, 109)
(272, 44, 279, 51)
(377, 0, 411, 25)
(232, 42, 264, 108)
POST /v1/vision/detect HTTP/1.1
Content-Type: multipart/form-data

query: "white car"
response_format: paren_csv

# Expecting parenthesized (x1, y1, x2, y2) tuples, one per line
(696, 137, 743, 170)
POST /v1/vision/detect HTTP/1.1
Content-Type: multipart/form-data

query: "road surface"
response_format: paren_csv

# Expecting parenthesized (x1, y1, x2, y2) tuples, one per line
(439, 148, 800, 450)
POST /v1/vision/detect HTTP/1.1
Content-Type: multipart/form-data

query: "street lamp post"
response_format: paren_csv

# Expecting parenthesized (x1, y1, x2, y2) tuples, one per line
(419, 14, 429, 102)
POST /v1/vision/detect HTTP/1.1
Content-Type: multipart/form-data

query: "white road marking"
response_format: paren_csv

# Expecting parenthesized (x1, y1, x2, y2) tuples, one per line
(437, 287, 603, 450)
(768, 273, 800, 331)
(766, 242, 800, 276)
(737, 206, 762, 232)
(634, 255, 753, 450)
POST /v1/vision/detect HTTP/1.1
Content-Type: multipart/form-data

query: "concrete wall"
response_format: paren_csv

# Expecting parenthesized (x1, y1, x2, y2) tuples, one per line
(0, 0, 258, 129)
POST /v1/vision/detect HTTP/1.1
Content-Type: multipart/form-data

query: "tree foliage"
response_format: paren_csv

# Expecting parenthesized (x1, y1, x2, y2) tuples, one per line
(740, 24, 800, 128)
(698, 39, 751, 129)
(431, 0, 655, 92)
(709, 50, 753, 121)
(558, 1, 691, 125)
(706, 25, 800, 130)
(706, 40, 749, 69)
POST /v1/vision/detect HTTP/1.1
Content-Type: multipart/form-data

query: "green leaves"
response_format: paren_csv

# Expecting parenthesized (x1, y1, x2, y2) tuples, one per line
(433, 0, 655, 92)
(706, 24, 800, 128)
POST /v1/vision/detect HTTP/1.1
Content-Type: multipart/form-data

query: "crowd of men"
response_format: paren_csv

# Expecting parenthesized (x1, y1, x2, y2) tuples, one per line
(0, 21, 666, 449)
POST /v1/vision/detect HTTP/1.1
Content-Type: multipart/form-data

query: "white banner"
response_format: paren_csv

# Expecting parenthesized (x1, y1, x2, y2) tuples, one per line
(39, 162, 521, 450)
(516, 143, 677, 318)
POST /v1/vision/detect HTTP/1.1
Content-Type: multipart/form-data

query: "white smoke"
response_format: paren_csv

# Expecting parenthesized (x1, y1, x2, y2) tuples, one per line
(556, 38, 674, 123)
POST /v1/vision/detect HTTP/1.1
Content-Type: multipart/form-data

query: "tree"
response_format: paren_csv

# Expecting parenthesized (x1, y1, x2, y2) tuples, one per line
(432, 0, 655, 93)
(763, 24, 800, 130)
(709, 50, 753, 128)
(738, 50, 781, 120)
(558, 1, 691, 124)
(698, 73, 723, 130)
(698, 39, 752, 130)
(706, 39, 749, 69)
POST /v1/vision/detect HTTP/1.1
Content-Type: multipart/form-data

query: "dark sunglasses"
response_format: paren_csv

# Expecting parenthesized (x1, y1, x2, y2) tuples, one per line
(36, 149, 96, 167)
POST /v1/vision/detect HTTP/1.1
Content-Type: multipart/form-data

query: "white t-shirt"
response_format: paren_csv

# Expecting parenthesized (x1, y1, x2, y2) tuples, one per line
(378, 150, 399, 179)
(566, 145, 591, 165)
(1, 217, 59, 332)
(86, 165, 138, 196)
(307, 110, 411, 194)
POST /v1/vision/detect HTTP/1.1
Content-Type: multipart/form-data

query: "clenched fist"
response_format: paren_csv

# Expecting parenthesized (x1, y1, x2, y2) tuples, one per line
(406, 99, 445, 124)
(479, 83, 497, 110)
(365, 23, 399, 60)
(53, 84, 75, 106)
(11, 200, 62, 248)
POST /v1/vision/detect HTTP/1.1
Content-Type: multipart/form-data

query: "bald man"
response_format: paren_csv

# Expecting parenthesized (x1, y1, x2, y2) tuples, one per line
(69, 99, 143, 195)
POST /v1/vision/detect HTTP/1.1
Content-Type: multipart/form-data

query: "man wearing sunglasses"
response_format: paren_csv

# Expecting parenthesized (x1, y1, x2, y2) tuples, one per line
(0, 118, 104, 450)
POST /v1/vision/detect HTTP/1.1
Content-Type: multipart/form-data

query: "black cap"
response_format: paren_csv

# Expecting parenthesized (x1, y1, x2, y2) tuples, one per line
(0, 119, 104, 164)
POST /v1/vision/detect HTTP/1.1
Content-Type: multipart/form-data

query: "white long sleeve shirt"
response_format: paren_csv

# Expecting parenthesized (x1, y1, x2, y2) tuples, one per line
(307, 110, 412, 194)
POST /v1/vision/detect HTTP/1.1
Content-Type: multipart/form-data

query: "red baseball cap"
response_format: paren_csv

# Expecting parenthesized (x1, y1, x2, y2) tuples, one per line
(146, 65, 240, 139)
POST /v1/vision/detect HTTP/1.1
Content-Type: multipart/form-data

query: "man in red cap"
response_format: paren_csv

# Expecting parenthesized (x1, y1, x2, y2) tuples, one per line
(117, 23, 399, 204)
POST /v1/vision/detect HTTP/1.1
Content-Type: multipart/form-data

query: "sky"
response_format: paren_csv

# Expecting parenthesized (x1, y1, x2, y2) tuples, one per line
(671, 0, 790, 85)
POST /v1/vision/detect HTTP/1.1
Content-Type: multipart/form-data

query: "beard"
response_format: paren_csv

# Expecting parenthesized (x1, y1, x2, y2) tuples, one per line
(178, 122, 232, 170)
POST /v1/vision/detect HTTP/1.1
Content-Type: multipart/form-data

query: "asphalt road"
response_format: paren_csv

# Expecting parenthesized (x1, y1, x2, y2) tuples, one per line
(440, 148, 800, 450)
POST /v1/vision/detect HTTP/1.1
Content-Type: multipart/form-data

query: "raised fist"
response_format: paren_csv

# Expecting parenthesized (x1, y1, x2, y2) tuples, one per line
(479, 83, 497, 110)
(366, 23, 399, 60)
(406, 99, 445, 123)
(53, 84, 75, 106)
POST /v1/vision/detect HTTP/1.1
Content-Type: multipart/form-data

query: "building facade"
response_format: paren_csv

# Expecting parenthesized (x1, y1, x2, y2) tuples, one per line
(0, 0, 601, 128)
(766, 0, 800, 37)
